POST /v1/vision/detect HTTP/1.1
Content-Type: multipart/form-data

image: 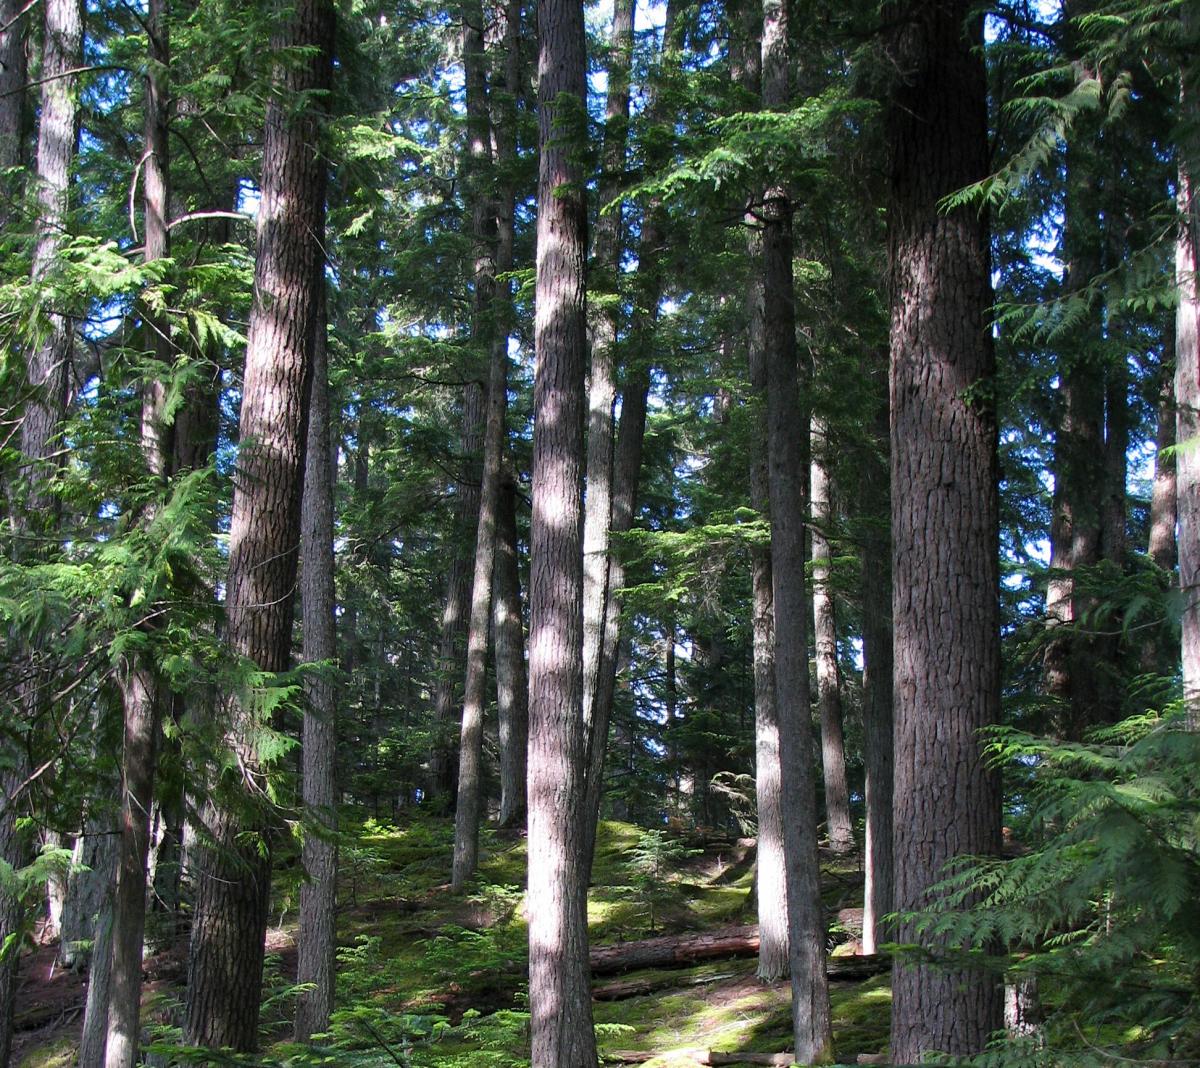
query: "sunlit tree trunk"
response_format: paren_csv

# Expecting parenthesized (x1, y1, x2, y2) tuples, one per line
(810, 417, 853, 854)
(184, 0, 333, 1049)
(886, 1, 1003, 1060)
(526, 0, 596, 1056)
(858, 398, 893, 957)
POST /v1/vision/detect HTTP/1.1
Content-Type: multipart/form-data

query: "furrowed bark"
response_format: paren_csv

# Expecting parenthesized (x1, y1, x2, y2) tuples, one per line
(295, 279, 338, 1043)
(184, 0, 333, 1049)
(886, 1, 1003, 1059)
(526, 0, 596, 1056)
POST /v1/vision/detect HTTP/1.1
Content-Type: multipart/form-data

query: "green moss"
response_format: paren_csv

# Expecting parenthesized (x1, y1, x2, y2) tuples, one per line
(16, 1038, 76, 1068)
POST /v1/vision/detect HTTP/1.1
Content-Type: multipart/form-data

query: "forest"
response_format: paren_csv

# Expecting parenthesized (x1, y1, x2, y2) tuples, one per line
(0, 0, 1198, 1063)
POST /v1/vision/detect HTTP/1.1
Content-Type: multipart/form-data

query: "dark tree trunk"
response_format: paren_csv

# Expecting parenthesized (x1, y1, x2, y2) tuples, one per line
(885, 2, 1003, 1060)
(184, 0, 333, 1050)
(295, 280, 338, 1043)
(104, 6, 173, 1059)
(758, 1, 831, 1060)
(526, 0, 596, 1057)
(0, 0, 27, 223)
(491, 0, 527, 832)
(1, 2, 81, 1053)
(858, 399, 893, 957)
(810, 418, 853, 854)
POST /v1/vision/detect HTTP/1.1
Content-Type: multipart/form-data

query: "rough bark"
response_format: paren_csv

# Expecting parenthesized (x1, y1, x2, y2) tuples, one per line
(77, 877, 117, 1068)
(858, 401, 893, 957)
(295, 280, 338, 1043)
(1177, 35, 1200, 730)
(886, 2, 1003, 1060)
(184, 0, 333, 1050)
(19, 0, 82, 528)
(104, 7, 173, 1059)
(526, 0, 596, 1056)
(809, 418, 853, 854)
(758, 0, 831, 1060)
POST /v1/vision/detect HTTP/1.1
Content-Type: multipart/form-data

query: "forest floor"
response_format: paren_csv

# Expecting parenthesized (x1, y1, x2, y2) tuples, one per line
(14, 816, 892, 1066)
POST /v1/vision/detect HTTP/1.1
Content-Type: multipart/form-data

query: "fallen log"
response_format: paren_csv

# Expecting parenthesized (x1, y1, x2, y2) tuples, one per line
(590, 926, 759, 975)
(589, 926, 888, 981)
(604, 1050, 793, 1065)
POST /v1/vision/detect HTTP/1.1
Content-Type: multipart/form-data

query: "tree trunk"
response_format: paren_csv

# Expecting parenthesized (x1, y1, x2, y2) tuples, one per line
(858, 400, 893, 957)
(495, 474, 528, 828)
(0, 0, 27, 226)
(1177, 33, 1199, 730)
(295, 280, 338, 1043)
(885, 2, 1003, 1060)
(758, 1, 832, 1060)
(747, 231, 788, 983)
(184, 0, 333, 1050)
(104, 7, 173, 1058)
(490, 0, 526, 833)
(581, 0, 633, 750)
(526, 0, 596, 1057)
(20, 0, 82, 528)
(1147, 353, 1177, 571)
(579, 0, 676, 874)
(77, 880, 116, 1068)
(732, 0, 786, 985)
(810, 418, 853, 854)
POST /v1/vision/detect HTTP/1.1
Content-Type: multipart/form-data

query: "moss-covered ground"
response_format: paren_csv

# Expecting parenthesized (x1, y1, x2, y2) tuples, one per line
(16, 815, 891, 1067)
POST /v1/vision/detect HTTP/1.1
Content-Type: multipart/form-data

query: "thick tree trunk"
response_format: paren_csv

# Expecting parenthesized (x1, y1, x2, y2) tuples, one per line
(77, 881, 116, 1068)
(184, 0, 333, 1050)
(295, 281, 338, 1043)
(526, 0, 596, 1057)
(858, 401, 893, 957)
(4, 20, 84, 1032)
(758, 1, 831, 1061)
(810, 418, 853, 854)
(20, 0, 82, 528)
(104, 8, 173, 1059)
(885, 2, 1003, 1061)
